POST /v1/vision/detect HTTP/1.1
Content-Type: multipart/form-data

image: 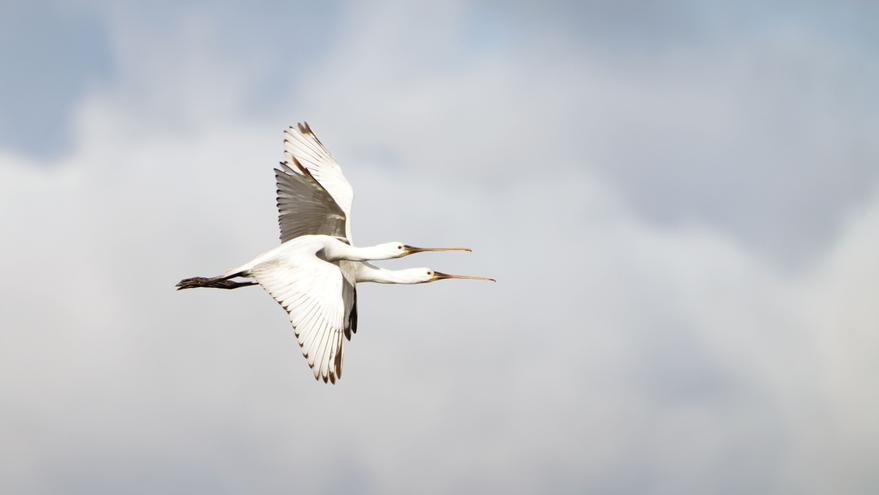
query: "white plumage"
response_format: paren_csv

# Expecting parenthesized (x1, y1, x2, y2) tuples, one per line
(178, 122, 493, 383)
(283, 123, 355, 240)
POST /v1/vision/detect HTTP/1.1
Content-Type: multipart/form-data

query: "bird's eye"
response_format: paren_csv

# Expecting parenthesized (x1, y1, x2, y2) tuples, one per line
(398, 245, 404, 250)
(427, 271, 433, 276)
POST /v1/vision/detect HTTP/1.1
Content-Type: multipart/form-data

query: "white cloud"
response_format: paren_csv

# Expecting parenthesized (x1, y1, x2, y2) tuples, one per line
(1, 1, 877, 494)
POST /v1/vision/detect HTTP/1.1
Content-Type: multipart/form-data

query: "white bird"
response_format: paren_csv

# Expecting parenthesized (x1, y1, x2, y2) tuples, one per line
(177, 122, 493, 383)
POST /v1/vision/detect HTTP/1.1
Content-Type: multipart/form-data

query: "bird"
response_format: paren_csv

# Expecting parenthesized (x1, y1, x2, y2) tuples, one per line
(177, 122, 493, 383)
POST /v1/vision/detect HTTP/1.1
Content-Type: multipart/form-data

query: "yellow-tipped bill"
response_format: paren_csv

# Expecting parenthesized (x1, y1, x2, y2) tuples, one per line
(403, 245, 472, 255)
(432, 271, 496, 282)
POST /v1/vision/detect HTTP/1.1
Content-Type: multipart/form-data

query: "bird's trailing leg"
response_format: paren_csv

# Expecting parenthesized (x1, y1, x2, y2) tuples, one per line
(176, 274, 257, 290)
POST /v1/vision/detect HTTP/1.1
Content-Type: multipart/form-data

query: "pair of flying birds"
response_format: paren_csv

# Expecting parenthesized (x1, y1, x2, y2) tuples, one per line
(177, 123, 493, 383)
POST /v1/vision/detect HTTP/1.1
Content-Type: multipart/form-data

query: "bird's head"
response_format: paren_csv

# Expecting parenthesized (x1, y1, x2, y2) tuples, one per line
(407, 267, 496, 284)
(379, 242, 473, 259)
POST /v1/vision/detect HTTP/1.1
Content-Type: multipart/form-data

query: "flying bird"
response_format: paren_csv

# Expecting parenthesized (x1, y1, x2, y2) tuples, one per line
(177, 122, 493, 383)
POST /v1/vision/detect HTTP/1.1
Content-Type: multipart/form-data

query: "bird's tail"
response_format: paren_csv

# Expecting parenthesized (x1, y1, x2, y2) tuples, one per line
(176, 274, 257, 290)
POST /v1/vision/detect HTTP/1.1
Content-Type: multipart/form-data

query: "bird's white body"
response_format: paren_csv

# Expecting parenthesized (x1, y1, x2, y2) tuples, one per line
(178, 122, 491, 383)
(225, 235, 408, 278)
(218, 235, 456, 383)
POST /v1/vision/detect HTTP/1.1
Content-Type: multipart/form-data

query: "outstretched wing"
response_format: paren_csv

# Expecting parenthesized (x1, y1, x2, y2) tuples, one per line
(250, 256, 356, 383)
(275, 160, 347, 242)
(283, 122, 354, 240)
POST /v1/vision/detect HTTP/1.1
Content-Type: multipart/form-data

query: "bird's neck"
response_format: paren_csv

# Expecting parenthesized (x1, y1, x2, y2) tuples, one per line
(356, 264, 419, 284)
(323, 239, 392, 262)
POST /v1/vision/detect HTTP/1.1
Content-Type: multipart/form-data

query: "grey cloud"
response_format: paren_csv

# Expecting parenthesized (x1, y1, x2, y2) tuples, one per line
(293, 0, 879, 263)
(4, 123, 878, 492)
(2, 1, 878, 494)
(0, 0, 344, 160)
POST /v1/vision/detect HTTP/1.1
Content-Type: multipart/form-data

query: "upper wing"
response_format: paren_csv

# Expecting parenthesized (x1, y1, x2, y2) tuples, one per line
(283, 122, 354, 240)
(250, 255, 356, 383)
(275, 161, 347, 242)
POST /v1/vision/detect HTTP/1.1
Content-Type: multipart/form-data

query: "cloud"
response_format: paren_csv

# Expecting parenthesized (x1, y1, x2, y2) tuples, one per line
(1, 1, 878, 494)
(298, 0, 879, 265)
(0, 1, 112, 159)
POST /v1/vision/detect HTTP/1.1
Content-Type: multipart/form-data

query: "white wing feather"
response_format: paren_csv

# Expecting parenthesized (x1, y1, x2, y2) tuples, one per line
(250, 257, 349, 383)
(275, 162, 347, 242)
(283, 122, 354, 240)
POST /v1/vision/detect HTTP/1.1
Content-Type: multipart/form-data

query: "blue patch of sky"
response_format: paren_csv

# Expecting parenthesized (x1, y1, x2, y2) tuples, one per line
(0, 1, 113, 160)
(0, 0, 346, 161)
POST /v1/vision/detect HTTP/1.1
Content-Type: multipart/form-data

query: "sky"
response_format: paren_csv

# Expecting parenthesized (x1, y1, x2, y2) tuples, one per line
(1, 1, 878, 493)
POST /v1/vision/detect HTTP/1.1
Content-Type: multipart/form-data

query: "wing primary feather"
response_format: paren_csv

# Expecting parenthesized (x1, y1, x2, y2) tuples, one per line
(290, 156, 311, 176)
(295, 300, 322, 352)
(288, 130, 327, 162)
(327, 326, 337, 372)
(301, 121, 326, 148)
(304, 302, 330, 366)
(348, 288, 358, 338)
(274, 162, 347, 242)
(281, 122, 354, 242)
(286, 133, 324, 163)
(335, 334, 344, 380)
(314, 318, 332, 380)
(321, 318, 339, 382)
(278, 162, 297, 174)
(328, 328, 340, 381)
(312, 318, 331, 381)
(301, 303, 325, 364)
(284, 129, 323, 160)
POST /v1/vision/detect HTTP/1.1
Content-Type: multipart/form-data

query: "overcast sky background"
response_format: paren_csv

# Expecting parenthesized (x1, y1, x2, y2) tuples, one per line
(1, 1, 877, 493)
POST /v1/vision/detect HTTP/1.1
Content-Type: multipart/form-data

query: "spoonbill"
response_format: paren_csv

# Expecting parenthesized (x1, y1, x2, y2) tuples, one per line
(177, 122, 493, 383)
